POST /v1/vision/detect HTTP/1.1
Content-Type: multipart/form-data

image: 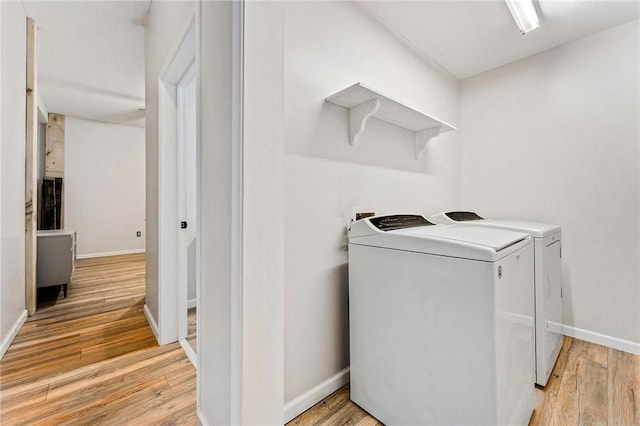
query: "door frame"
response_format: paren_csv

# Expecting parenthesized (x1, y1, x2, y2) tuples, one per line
(175, 61, 197, 366)
(25, 17, 38, 316)
(156, 16, 196, 345)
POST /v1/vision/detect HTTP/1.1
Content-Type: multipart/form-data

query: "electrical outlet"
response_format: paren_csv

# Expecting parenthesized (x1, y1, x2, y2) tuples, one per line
(136, 231, 142, 237)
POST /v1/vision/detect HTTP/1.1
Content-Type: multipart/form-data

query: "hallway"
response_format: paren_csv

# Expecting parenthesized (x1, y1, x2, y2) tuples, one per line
(0, 254, 196, 425)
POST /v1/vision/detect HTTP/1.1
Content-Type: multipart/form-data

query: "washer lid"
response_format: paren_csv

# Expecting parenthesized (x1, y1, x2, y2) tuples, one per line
(349, 215, 531, 262)
(429, 211, 560, 238)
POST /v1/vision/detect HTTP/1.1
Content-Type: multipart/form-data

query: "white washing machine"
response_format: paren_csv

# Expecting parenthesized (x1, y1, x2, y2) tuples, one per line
(430, 211, 563, 387)
(348, 215, 537, 425)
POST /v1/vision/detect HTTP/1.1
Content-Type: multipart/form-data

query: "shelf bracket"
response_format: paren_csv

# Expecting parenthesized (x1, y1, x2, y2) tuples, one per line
(414, 126, 443, 160)
(349, 98, 380, 145)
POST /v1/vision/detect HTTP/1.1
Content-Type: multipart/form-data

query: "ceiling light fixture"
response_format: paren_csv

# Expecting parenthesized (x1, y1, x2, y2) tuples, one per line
(505, 0, 540, 34)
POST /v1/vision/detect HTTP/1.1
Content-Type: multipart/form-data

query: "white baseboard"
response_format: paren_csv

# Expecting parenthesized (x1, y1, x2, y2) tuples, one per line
(179, 339, 197, 368)
(0, 309, 28, 360)
(197, 409, 211, 426)
(144, 304, 161, 344)
(562, 324, 640, 355)
(76, 248, 146, 260)
(284, 367, 350, 423)
(188, 298, 197, 309)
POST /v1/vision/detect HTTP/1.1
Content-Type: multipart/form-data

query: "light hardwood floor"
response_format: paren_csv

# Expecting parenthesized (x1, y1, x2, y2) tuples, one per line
(0, 254, 196, 425)
(3, 255, 638, 425)
(288, 336, 640, 426)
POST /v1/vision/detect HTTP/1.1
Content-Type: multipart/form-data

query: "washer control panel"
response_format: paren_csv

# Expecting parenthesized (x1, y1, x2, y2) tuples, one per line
(369, 215, 434, 231)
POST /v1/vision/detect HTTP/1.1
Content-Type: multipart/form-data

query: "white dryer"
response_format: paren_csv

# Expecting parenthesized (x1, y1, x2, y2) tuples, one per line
(348, 215, 537, 425)
(430, 211, 563, 386)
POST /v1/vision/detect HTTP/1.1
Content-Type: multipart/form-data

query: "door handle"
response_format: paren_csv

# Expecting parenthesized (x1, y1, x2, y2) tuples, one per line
(180, 221, 188, 229)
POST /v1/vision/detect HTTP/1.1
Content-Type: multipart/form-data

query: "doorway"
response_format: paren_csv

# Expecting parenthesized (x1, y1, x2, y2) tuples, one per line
(156, 16, 198, 364)
(177, 63, 198, 363)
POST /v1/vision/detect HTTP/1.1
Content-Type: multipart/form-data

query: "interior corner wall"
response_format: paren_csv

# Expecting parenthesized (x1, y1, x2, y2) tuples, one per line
(1, 1, 27, 352)
(144, 0, 196, 326)
(64, 116, 145, 258)
(460, 20, 640, 348)
(283, 1, 460, 412)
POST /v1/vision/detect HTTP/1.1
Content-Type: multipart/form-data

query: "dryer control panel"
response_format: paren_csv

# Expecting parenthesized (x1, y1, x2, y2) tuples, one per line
(445, 211, 484, 221)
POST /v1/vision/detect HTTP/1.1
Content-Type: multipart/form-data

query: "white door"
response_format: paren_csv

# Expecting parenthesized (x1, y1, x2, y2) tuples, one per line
(177, 64, 197, 352)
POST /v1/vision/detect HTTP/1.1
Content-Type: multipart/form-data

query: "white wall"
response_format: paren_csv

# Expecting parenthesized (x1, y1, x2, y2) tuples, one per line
(1, 1, 27, 356)
(144, 0, 196, 327)
(64, 116, 145, 258)
(0, 0, 3, 347)
(460, 21, 640, 349)
(197, 2, 286, 423)
(283, 1, 460, 414)
(242, 1, 285, 423)
(198, 1, 241, 423)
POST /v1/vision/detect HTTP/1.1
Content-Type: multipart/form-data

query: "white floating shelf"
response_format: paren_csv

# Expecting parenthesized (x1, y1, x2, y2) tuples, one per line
(325, 83, 456, 159)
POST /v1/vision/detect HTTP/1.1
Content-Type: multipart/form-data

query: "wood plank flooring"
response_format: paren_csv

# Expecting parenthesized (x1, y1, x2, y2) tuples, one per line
(531, 336, 640, 426)
(4, 254, 638, 425)
(0, 254, 196, 425)
(288, 336, 640, 426)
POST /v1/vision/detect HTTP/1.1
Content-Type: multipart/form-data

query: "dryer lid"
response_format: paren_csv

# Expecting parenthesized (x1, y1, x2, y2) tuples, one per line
(429, 211, 560, 238)
(472, 219, 560, 238)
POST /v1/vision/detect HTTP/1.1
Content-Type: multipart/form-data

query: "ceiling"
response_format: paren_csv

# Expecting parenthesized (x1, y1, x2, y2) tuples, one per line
(360, 0, 640, 79)
(23, 0, 150, 128)
(20, 1, 639, 128)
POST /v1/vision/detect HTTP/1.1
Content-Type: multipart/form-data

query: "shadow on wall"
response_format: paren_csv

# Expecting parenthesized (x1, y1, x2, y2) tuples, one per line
(561, 261, 573, 332)
(334, 262, 351, 367)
